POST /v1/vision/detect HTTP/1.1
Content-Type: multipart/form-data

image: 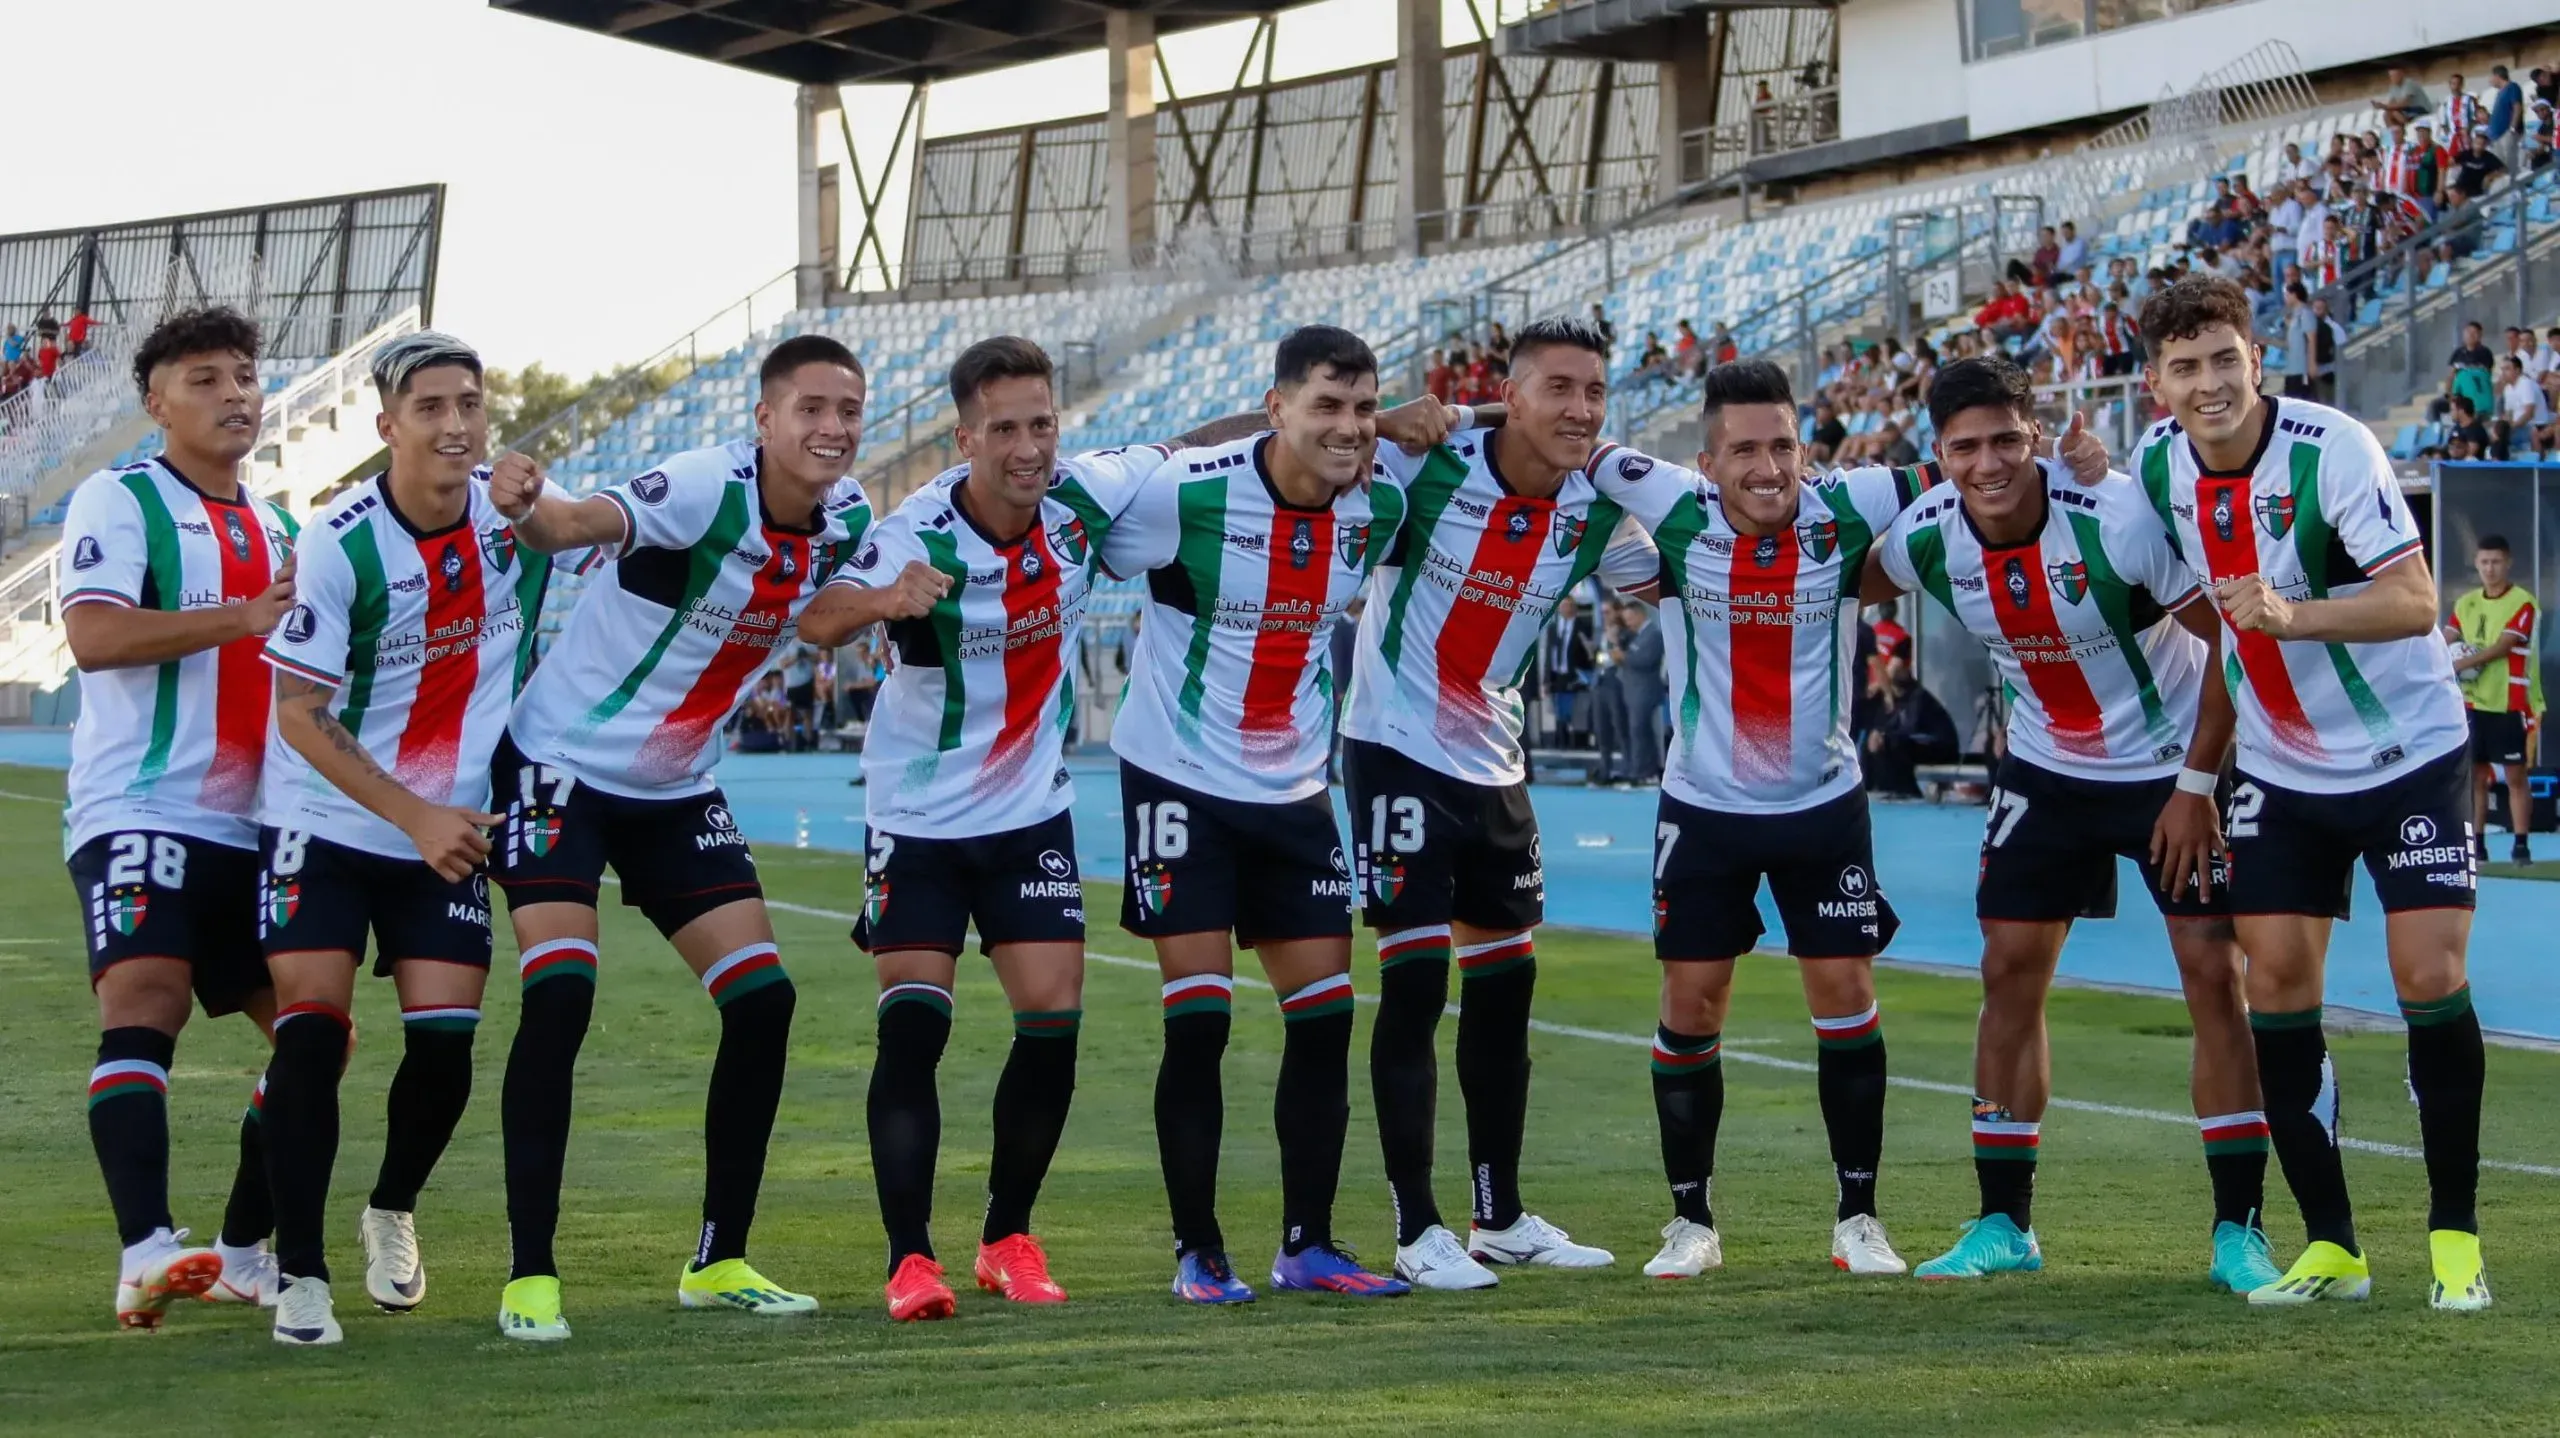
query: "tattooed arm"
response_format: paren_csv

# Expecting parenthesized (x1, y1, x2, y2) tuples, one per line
(1164, 410, 1271, 449)
(273, 673, 495, 881)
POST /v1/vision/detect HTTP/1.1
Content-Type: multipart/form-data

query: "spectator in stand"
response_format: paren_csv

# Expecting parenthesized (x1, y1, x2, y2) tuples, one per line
(1540, 595, 1595, 749)
(1, 325, 21, 368)
(1424, 348, 1455, 403)
(2535, 65, 2559, 110)
(2530, 326, 2560, 384)
(2498, 356, 2552, 460)
(2488, 65, 2528, 169)
(2433, 321, 2498, 422)
(35, 329, 61, 381)
(2447, 394, 2492, 457)
(2439, 73, 2485, 153)
(1808, 397, 1847, 462)
(1709, 320, 1738, 365)
(2030, 225, 2061, 282)
(65, 309, 93, 358)
(2053, 220, 2088, 277)
(1464, 346, 1498, 405)
(1670, 318, 1702, 376)
(1973, 278, 2032, 341)
(1484, 320, 1512, 369)
(1633, 331, 1672, 388)
(2278, 140, 2317, 185)
(2305, 293, 2344, 405)
(2448, 128, 2508, 208)
(2374, 64, 2431, 125)
(1587, 303, 1616, 355)
(1863, 657, 1957, 799)
(1876, 420, 1920, 468)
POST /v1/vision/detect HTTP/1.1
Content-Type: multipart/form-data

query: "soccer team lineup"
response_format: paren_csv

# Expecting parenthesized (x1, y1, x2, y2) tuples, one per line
(61, 272, 2509, 1356)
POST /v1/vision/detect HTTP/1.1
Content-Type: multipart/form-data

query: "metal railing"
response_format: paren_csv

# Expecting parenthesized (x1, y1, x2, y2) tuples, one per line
(504, 268, 798, 469)
(0, 326, 145, 499)
(2030, 374, 2156, 461)
(253, 307, 420, 461)
(1679, 87, 1841, 187)
(2043, 40, 2319, 240)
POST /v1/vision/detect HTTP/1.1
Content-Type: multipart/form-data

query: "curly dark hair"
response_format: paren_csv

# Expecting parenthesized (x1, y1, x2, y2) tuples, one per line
(2137, 275, 2255, 353)
(131, 306, 261, 399)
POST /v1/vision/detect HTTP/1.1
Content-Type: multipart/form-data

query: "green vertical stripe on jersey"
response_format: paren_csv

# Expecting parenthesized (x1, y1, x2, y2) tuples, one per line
(579, 481, 753, 735)
(116, 473, 186, 790)
(2139, 439, 2183, 559)
(1364, 482, 1409, 576)
(2287, 441, 2396, 747)
(1171, 478, 1229, 733)
(2066, 508, 2177, 749)
(1653, 495, 1710, 743)
(510, 549, 554, 692)
(1377, 447, 1470, 673)
(1051, 475, 1113, 552)
(1818, 479, 1879, 741)
(337, 522, 394, 737)
(918, 527, 972, 753)
(1903, 523, 1960, 620)
(1561, 495, 1630, 589)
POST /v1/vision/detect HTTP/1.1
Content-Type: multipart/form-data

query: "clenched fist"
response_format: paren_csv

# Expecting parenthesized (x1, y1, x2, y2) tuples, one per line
(882, 560, 952, 619)
(487, 451, 545, 522)
(2215, 574, 2294, 637)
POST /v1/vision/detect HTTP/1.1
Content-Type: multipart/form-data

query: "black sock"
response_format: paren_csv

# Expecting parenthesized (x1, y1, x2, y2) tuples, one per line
(2200, 1110, 2271, 1230)
(1455, 944, 1535, 1230)
(869, 984, 950, 1271)
(264, 1004, 351, 1282)
(1275, 978, 1354, 1255)
(502, 947, 595, 1281)
(2252, 1007, 2357, 1252)
(2403, 987, 2485, 1234)
(219, 1074, 273, 1248)
(696, 973, 795, 1268)
(983, 1009, 1080, 1244)
(371, 1013, 479, 1212)
(1370, 941, 1450, 1245)
(1156, 983, 1231, 1258)
(1650, 1026, 1722, 1226)
(1812, 1005, 1886, 1221)
(88, 1027, 177, 1246)
(1970, 1102, 2038, 1228)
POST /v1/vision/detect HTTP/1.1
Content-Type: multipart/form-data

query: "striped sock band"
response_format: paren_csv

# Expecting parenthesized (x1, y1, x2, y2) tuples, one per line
(1650, 1026, 1721, 1076)
(400, 1005, 482, 1034)
(2400, 985, 2475, 1026)
(2199, 1110, 2271, 1156)
(700, 943, 787, 1007)
(1973, 1110, 2041, 1163)
(518, 937, 598, 990)
(271, 1001, 350, 1035)
(246, 1075, 267, 1122)
(1377, 925, 1452, 971)
(1162, 974, 1234, 1020)
(2248, 1004, 2322, 1031)
(1811, 1004, 1882, 1051)
(1014, 1008, 1082, 1038)
(1278, 973, 1355, 1022)
(1455, 933, 1533, 979)
(87, 1059, 168, 1110)
(877, 981, 953, 1020)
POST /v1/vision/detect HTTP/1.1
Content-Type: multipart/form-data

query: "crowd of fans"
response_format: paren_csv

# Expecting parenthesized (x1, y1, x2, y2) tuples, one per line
(733, 633, 884, 754)
(0, 312, 91, 405)
(2423, 319, 2560, 461)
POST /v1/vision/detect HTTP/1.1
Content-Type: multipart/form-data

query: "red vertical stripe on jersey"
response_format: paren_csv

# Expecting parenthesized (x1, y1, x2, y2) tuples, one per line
(200, 497, 274, 815)
(1728, 529, 1800, 785)
(985, 523, 1066, 789)
(2508, 602, 2536, 712)
(394, 532, 488, 802)
(2193, 478, 2324, 759)
(1980, 543, 2107, 758)
(1434, 496, 1551, 743)
(632, 528, 807, 781)
(1239, 508, 1334, 765)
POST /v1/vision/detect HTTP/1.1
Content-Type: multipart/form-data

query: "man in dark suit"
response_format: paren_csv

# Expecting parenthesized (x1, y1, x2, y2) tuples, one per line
(1622, 600, 1667, 784)
(1541, 595, 1596, 748)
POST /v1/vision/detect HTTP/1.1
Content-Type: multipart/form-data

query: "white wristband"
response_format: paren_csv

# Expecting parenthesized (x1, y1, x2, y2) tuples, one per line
(2174, 767, 2218, 796)
(1450, 404, 1476, 433)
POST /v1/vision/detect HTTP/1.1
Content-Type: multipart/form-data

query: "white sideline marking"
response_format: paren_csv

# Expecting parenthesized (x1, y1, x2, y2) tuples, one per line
(748, 892, 2560, 1180)
(0, 789, 60, 804)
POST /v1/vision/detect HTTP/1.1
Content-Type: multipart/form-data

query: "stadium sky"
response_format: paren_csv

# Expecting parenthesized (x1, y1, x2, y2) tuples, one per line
(7, 0, 1492, 378)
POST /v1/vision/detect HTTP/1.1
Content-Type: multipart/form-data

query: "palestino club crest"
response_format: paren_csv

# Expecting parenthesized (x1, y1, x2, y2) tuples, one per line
(1050, 516, 1090, 566)
(862, 877, 890, 929)
(1337, 521, 1370, 569)
(522, 808, 563, 858)
(264, 875, 301, 929)
(1370, 854, 1407, 906)
(1652, 891, 1669, 936)
(1798, 518, 1839, 563)
(2047, 559, 2089, 605)
(482, 525, 517, 573)
(103, 884, 149, 937)
(1134, 862, 1174, 918)
(2254, 491, 2297, 540)
(1551, 512, 1587, 558)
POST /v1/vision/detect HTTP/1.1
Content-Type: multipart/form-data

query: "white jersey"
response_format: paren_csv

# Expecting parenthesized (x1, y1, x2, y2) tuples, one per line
(1880, 469, 2208, 782)
(1104, 434, 1407, 803)
(2135, 397, 2465, 792)
(1344, 433, 1659, 786)
(59, 457, 299, 854)
(833, 450, 1158, 839)
(260, 473, 550, 858)
(508, 440, 872, 798)
(1585, 446, 1935, 814)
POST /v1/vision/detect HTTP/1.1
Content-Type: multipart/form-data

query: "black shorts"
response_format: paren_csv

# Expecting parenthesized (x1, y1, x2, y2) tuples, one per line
(1977, 756, 2230, 923)
(2226, 746, 2476, 918)
(1118, 761, 1352, 944)
(68, 831, 269, 1016)
(855, 809, 1085, 956)
(2468, 709, 2528, 765)
(1652, 786, 1899, 961)
(1342, 738, 1542, 933)
(490, 731, 763, 938)
(257, 828, 493, 975)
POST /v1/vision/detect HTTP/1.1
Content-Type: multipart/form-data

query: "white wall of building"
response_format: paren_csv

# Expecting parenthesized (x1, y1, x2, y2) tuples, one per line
(1839, 0, 2552, 144)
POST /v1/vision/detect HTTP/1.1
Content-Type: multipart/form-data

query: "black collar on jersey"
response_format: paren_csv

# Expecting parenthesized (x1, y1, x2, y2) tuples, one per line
(948, 469, 1039, 550)
(750, 446, 824, 536)
(1250, 434, 1342, 515)
(374, 471, 472, 541)
(2189, 395, 2279, 480)
(153, 454, 250, 507)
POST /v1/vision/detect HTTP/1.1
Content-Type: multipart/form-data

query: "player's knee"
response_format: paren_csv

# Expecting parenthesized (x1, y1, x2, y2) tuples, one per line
(94, 959, 193, 1031)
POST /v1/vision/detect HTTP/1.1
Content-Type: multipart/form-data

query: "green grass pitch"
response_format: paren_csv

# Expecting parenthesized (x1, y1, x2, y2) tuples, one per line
(4, 762, 2558, 1434)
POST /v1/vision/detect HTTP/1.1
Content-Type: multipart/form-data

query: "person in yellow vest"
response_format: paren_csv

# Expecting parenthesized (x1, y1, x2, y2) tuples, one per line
(2448, 534, 2544, 862)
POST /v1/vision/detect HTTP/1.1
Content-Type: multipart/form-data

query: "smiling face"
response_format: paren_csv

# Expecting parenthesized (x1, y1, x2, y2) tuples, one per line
(1265, 363, 1378, 491)
(145, 347, 263, 467)
(2145, 322, 2262, 453)
(1502, 342, 1608, 476)
(1934, 402, 2045, 535)
(377, 362, 488, 490)
(756, 360, 866, 490)
(953, 371, 1060, 518)
(1701, 401, 1801, 534)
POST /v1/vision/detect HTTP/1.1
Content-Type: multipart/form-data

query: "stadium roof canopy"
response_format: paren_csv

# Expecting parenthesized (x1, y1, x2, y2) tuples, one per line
(489, 0, 1285, 86)
(1502, 0, 1834, 63)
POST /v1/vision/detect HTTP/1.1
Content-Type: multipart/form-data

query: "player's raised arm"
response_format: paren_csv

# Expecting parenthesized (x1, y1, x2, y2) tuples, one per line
(486, 450, 626, 555)
(797, 522, 952, 648)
